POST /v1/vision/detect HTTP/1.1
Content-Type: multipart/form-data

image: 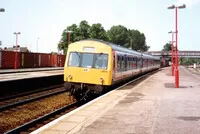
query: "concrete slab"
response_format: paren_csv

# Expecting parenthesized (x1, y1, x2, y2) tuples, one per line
(31, 66, 200, 134)
(0, 70, 63, 82)
(47, 121, 77, 133)
(0, 67, 64, 74)
(62, 115, 87, 123)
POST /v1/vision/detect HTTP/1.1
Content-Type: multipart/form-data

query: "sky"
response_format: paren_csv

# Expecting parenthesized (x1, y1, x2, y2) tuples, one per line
(0, 0, 200, 53)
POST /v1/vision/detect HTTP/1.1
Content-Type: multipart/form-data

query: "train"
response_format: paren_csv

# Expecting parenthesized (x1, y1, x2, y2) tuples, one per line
(63, 39, 161, 100)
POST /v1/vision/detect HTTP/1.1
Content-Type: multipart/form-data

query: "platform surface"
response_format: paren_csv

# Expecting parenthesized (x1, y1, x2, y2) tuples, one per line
(0, 69, 63, 82)
(31, 66, 200, 134)
(0, 67, 64, 74)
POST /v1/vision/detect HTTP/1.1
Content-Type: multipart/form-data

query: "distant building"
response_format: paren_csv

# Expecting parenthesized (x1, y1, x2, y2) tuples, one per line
(4, 45, 30, 52)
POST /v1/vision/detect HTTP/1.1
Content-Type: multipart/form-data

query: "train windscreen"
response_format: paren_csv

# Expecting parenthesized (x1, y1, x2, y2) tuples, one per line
(94, 54, 108, 69)
(81, 53, 94, 68)
(68, 52, 108, 69)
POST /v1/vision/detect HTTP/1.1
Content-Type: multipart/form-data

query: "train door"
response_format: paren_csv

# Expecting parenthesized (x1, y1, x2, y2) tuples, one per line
(112, 51, 116, 81)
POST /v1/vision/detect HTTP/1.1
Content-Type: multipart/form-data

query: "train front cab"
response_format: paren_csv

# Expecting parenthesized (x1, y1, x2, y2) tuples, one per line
(64, 41, 113, 95)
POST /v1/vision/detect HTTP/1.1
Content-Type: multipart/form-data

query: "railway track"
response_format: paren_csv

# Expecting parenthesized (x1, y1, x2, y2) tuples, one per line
(2, 69, 159, 134)
(0, 85, 66, 111)
(0, 84, 63, 101)
(4, 101, 78, 134)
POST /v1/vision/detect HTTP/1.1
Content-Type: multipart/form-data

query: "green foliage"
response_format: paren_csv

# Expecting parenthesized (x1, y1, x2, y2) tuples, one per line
(89, 23, 108, 41)
(128, 30, 149, 52)
(162, 43, 172, 51)
(58, 20, 150, 54)
(107, 25, 129, 46)
(181, 58, 200, 65)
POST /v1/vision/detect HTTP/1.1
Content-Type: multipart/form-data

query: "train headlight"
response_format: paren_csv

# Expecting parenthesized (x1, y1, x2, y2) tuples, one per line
(100, 77, 104, 84)
(68, 75, 72, 79)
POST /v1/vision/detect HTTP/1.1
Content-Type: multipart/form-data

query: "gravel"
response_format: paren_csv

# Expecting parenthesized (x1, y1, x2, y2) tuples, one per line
(0, 92, 75, 133)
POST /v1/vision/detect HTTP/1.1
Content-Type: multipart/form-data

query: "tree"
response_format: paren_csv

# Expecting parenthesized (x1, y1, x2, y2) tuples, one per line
(58, 20, 91, 54)
(89, 23, 108, 41)
(107, 25, 129, 46)
(127, 29, 150, 52)
(162, 43, 172, 51)
(58, 21, 150, 53)
(79, 20, 90, 39)
(181, 58, 200, 65)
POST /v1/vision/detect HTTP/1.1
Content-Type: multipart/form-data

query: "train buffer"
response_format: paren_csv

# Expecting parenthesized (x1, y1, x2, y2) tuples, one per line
(31, 66, 200, 134)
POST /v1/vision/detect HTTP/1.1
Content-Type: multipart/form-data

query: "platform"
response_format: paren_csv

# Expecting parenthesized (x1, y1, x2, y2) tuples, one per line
(0, 69, 63, 82)
(0, 67, 64, 74)
(31, 66, 200, 134)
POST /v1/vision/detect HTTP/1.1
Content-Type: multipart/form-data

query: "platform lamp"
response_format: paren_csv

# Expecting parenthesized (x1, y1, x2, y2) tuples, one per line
(65, 30, 72, 46)
(36, 37, 39, 53)
(168, 31, 176, 76)
(167, 4, 186, 88)
(13, 32, 21, 69)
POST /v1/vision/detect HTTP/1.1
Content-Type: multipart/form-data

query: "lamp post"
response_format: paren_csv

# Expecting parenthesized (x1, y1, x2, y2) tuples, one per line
(36, 37, 39, 53)
(59, 40, 63, 67)
(13, 32, 21, 69)
(66, 30, 72, 46)
(168, 4, 186, 88)
(168, 31, 176, 76)
(0, 8, 5, 12)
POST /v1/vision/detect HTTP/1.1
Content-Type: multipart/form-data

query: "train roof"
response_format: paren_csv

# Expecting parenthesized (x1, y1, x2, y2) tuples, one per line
(82, 39, 142, 56)
(78, 39, 160, 60)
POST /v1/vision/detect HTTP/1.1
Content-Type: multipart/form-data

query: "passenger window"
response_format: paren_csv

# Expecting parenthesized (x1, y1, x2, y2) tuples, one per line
(117, 55, 121, 72)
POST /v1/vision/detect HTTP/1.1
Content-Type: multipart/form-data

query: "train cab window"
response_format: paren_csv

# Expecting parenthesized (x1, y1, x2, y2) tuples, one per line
(81, 53, 94, 68)
(68, 52, 80, 67)
(94, 54, 108, 69)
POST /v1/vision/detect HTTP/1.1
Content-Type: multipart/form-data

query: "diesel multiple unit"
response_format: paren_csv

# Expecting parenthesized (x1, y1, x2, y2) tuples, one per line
(64, 39, 160, 100)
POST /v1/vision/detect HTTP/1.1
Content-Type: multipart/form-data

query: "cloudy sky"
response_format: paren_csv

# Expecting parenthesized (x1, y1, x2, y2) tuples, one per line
(0, 0, 200, 53)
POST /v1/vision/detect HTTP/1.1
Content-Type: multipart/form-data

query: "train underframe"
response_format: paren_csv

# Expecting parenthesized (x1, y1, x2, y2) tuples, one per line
(64, 82, 108, 101)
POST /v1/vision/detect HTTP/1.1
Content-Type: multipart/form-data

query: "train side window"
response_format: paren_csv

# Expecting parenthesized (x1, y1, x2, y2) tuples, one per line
(117, 55, 121, 72)
(133, 57, 136, 69)
(140, 58, 143, 68)
(135, 57, 137, 68)
(132, 57, 134, 69)
(121, 56, 124, 71)
(124, 56, 127, 70)
(129, 57, 132, 69)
